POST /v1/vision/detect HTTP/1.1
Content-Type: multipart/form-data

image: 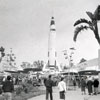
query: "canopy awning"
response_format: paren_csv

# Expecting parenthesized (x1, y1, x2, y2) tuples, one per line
(78, 70, 100, 75)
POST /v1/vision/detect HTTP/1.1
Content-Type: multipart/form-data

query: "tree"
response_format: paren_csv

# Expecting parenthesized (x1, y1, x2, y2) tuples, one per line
(94, 5, 100, 20)
(21, 62, 31, 69)
(0, 46, 5, 62)
(79, 58, 87, 63)
(73, 5, 100, 45)
(33, 60, 44, 70)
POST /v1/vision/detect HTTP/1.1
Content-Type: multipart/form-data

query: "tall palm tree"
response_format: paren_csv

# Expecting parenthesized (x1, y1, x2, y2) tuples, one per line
(73, 5, 100, 45)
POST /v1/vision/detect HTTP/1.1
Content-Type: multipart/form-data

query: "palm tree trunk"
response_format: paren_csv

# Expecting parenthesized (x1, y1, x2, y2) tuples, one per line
(0, 57, 2, 62)
(98, 49, 100, 92)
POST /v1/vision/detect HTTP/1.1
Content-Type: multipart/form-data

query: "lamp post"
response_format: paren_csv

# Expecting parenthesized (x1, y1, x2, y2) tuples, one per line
(63, 47, 75, 90)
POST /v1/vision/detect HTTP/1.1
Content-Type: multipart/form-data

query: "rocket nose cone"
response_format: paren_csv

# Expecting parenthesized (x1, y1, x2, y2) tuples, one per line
(50, 17, 55, 25)
(52, 17, 54, 19)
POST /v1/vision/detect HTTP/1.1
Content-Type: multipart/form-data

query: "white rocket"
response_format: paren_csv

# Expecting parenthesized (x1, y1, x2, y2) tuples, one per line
(43, 16, 62, 72)
(47, 17, 62, 71)
(48, 16, 57, 68)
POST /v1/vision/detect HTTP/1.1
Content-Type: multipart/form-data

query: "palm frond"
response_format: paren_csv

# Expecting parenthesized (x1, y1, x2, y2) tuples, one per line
(74, 19, 92, 26)
(86, 11, 94, 20)
(73, 25, 89, 41)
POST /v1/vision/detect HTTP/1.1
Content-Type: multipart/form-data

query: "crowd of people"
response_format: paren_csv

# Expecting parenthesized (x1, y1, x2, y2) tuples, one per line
(0, 73, 99, 100)
(43, 74, 100, 100)
(80, 76, 99, 95)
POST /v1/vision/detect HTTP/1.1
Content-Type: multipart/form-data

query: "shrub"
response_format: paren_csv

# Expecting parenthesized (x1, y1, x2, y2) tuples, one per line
(15, 86, 23, 95)
(13, 83, 46, 100)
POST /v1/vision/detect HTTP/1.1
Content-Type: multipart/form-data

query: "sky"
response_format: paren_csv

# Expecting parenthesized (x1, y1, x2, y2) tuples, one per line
(0, 0, 100, 67)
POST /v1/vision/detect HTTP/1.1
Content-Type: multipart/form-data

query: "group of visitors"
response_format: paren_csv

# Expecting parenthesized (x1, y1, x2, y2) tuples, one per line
(44, 74, 100, 100)
(80, 76, 99, 95)
(44, 75, 66, 100)
(0, 73, 99, 100)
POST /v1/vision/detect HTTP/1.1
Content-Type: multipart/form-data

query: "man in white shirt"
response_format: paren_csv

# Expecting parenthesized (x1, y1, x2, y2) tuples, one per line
(58, 77, 66, 100)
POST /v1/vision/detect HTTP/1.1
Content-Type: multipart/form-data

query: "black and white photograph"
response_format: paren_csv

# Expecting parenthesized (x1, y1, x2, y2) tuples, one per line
(0, 0, 100, 100)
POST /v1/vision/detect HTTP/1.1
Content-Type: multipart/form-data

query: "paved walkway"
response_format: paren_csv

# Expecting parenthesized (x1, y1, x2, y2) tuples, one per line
(28, 86, 100, 100)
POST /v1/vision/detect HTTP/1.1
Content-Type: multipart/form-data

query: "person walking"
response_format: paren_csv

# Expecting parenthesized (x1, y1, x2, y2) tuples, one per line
(80, 77, 87, 95)
(87, 76, 93, 95)
(93, 78, 99, 95)
(2, 75, 14, 100)
(73, 77, 77, 90)
(44, 75, 54, 100)
(58, 77, 66, 100)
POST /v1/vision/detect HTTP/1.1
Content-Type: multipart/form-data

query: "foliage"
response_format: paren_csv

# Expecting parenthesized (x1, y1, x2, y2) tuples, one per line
(73, 6, 100, 45)
(21, 62, 31, 69)
(0, 46, 5, 62)
(33, 60, 44, 69)
(79, 58, 87, 63)
(13, 83, 45, 100)
(74, 19, 92, 26)
(73, 25, 89, 41)
(15, 86, 23, 95)
(21, 60, 44, 70)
